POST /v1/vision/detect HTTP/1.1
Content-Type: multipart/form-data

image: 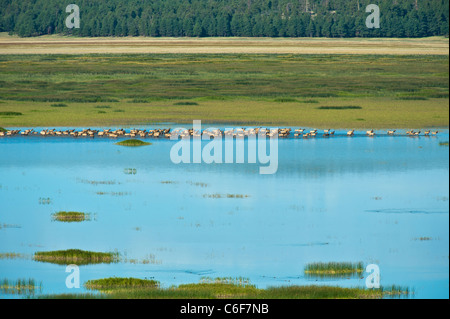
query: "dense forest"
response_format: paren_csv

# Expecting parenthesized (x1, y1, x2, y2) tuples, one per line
(0, 0, 448, 38)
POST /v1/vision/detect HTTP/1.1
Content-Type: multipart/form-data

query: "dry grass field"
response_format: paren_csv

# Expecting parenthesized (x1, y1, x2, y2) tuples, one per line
(0, 34, 448, 55)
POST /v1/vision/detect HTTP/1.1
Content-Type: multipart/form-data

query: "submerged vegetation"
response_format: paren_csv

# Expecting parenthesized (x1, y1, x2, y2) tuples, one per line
(1, 278, 42, 296)
(304, 262, 365, 277)
(33, 249, 120, 265)
(0, 252, 28, 260)
(116, 139, 152, 147)
(51, 211, 91, 223)
(439, 141, 449, 146)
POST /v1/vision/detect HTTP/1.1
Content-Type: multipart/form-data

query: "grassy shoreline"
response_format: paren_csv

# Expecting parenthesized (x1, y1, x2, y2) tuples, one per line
(37, 277, 412, 299)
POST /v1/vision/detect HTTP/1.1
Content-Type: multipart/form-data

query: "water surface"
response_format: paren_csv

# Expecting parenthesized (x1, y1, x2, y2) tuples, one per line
(0, 128, 448, 298)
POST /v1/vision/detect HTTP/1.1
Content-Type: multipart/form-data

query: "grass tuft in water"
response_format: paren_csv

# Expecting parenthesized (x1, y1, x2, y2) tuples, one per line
(439, 141, 449, 146)
(1, 278, 42, 296)
(0, 252, 27, 260)
(116, 139, 152, 147)
(203, 194, 249, 199)
(304, 262, 364, 277)
(85, 277, 160, 291)
(34, 249, 120, 265)
(51, 211, 91, 223)
(50, 103, 68, 107)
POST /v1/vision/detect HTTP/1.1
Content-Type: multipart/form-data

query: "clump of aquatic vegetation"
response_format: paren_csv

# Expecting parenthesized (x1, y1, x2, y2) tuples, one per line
(96, 191, 130, 196)
(381, 285, 413, 298)
(33, 249, 120, 265)
(160, 181, 178, 184)
(203, 194, 249, 199)
(85, 277, 160, 291)
(125, 254, 162, 265)
(413, 237, 433, 241)
(439, 141, 449, 147)
(304, 262, 364, 277)
(51, 211, 91, 223)
(0, 252, 28, 260)
(77, 179, 118, 185)
(1, 278, 42, 296)
(116, 139, 152, 147)
(50, 103, 68, 107)
(38, 197, 52, 205)
(38, 277, 412, 299)
(187, 181, 208, 188)
(124, 168, 137, 175)
(199, 277, 253, 287)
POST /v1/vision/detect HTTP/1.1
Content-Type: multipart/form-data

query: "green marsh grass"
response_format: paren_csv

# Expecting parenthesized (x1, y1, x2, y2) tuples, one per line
(1, 278, 42, 296)
(50, 103, 68, 107)
(116, 139, 152, 147)
(304, 262, 365, 277)
(51, 211, 91, 223)
(33, 249, 120, 265)
(0, 54, 447, 128)
(85, 277, 159, 291)
(41, 277, 411, 299)
(0, 252, 27, 260)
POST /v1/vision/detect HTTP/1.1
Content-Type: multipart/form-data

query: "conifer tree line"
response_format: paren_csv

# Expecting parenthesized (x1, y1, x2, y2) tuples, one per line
(0, 0, 448, 38)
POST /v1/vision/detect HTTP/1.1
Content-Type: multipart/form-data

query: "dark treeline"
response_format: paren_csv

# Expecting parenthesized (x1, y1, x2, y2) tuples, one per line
(0, 0, 448, 38)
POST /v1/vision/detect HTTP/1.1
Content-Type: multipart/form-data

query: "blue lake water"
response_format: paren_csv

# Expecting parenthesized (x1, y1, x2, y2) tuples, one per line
(0, 128, 448, 299)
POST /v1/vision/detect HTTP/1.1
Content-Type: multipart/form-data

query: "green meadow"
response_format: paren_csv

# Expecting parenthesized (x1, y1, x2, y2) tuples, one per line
(0, 54, 448, 128)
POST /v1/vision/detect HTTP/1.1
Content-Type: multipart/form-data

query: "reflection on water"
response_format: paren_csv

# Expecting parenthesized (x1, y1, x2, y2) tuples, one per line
(0, 129, 448, 298)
